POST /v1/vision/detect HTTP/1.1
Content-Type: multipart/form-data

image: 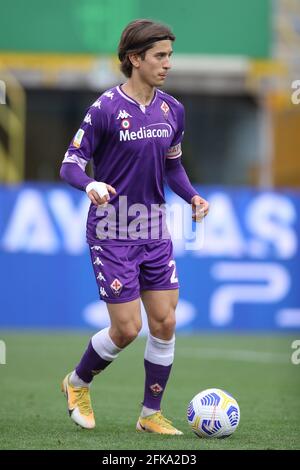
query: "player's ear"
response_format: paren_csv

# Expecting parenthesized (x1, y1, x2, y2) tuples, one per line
(128, 53, 140, 69)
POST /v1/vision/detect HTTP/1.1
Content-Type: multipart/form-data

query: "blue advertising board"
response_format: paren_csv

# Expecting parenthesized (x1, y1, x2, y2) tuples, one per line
(0, 184, 299, 331)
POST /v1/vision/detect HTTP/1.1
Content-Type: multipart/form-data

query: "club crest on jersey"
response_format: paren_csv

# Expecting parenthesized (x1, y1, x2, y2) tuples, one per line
(110, 278, 123, 295)
(161, 101, 169, 118)
(117, 109, 132, 120)
(121, 119, 130, 129)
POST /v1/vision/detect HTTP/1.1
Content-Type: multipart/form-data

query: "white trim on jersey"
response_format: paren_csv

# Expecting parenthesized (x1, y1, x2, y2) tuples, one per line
(166, 152, 182, 159)
(117, 85, 157, 106)
(116, 86, 136, 104)
(157, 88, 180, 104)
(151, 91, 157, 106)
(62, 153, 88, 170)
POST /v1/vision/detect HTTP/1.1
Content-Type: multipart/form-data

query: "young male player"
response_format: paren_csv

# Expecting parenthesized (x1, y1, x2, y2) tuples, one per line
(60, 19, 209, 435)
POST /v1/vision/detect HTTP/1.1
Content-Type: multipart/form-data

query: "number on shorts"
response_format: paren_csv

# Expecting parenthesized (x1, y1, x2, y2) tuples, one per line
(168, 260, 178, 284)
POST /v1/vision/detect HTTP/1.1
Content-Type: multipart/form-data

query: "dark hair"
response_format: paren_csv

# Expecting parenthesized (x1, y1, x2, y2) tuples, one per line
(118, 19, 175, 78)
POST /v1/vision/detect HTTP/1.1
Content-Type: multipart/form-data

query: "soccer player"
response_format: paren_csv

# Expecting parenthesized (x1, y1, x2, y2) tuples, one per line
(60, 19, 209, 435)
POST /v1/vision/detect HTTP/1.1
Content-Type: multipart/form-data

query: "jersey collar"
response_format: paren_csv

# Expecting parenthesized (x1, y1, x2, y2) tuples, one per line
(116, 85, 157, 109)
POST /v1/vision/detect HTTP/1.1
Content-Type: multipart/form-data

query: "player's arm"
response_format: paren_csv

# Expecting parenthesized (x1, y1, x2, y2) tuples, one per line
(165, 157, 209, 221)
(60, 105, 116, 205)
(60, 162, 116, 206)
(164, 102, 209, 221)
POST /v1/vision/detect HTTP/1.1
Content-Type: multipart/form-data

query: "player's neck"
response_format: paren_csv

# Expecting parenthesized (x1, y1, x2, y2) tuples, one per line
(122, 79, 155, 106)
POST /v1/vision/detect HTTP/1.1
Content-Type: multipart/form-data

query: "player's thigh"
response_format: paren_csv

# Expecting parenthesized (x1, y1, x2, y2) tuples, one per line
(141, 289, 179, 327)
(106, 298, 142, 332)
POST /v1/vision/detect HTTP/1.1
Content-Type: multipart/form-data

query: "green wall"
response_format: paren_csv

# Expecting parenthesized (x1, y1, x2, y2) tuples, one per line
(0, 0, 270, 57)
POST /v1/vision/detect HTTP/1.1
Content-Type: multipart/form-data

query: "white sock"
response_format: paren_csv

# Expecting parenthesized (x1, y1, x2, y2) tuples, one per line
(69, 370, 90, 388)
(91, 327, 122, 362)
(144, 333, 175, 366)
(141, 406, 159, 417)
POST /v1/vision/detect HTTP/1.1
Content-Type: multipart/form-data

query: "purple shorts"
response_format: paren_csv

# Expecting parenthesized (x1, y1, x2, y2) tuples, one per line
(89, 239, 179, 303)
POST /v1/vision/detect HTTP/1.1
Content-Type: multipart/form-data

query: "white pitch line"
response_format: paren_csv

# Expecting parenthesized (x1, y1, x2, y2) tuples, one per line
(177, 348, 289, 364)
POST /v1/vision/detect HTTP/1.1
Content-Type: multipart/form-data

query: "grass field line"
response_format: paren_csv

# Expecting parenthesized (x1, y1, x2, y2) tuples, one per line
(177, 347, 289, 364)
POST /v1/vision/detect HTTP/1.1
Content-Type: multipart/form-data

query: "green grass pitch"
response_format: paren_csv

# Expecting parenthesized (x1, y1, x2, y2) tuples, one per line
(1, 333, 299, 450)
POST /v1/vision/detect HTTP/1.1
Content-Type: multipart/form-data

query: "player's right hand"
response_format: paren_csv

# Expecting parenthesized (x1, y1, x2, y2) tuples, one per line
(85, 181, 117, 206)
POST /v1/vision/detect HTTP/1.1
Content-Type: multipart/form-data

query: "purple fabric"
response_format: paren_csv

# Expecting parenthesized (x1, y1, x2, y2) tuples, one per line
(61, 85, 186, 244)
(60, 162, 94, 191)
(165, 157, 198, 204)
(89, 239, 179, 303)
(143, 359, 172, 410)
(76, 340, 111, 383)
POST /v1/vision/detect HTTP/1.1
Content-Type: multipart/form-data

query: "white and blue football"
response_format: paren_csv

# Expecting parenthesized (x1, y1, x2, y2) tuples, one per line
(187, 388, 240, 438)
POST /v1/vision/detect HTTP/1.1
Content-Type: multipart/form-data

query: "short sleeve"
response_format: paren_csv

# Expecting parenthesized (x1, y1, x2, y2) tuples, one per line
(62, 98, 106, 170)
(166, 103, 185, 160)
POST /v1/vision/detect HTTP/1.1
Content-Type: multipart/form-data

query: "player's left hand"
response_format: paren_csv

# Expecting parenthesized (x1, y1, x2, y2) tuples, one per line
(191, 195, 209, 222)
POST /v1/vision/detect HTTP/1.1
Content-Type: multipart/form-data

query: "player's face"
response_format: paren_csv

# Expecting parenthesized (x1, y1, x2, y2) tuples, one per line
(136, 40, 173, 87)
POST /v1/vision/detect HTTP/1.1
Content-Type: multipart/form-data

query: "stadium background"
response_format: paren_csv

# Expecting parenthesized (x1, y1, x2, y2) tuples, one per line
(0, 0, 300, 450)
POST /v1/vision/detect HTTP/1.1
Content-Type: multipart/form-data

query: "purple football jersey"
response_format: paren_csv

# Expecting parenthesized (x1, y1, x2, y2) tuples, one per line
(63, 85, 184, 244)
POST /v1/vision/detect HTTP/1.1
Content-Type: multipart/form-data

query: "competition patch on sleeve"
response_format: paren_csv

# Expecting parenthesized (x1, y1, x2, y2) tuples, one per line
(166, 143, 182, 159)
(73, 129, 85, 148)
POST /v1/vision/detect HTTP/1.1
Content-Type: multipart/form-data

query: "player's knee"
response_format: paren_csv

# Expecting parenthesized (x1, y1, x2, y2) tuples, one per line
(163, 315, 176, 335)
(124, 326, 140, 343)
(152, 314, 176, 338)
(114, 323, 141, 347)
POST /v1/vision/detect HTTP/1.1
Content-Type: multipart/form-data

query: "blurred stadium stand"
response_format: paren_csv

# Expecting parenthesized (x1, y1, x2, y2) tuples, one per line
(0, 0, 299, 331)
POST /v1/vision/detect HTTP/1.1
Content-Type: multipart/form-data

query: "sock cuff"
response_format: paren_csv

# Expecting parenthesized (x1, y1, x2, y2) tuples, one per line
(91, 327, 122, 362)
(145, 334, 175, 366)
(148, 333, 175, 348)
(105, 328, 123, 352)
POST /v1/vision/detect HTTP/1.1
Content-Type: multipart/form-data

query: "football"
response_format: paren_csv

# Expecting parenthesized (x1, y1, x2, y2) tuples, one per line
(187, 388, 240, 438)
